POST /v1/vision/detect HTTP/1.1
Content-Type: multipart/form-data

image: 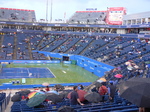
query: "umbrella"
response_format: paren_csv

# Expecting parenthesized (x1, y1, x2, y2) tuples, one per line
(59, 90, 72, 99)
(99, 78, 106, 82)
(20, 90, 31, 96)
(84, 92, 101, 103)
(118, 77, 150, 108)
(47, 90, 59, 95)
(127, 66, 134, 70)
(11, 94, 21, 102)
(46, 93, 62, 103)
(42, 82, 49, 86)
(38, 91, 45, 94)
(54, 84, 64, 90)
(94, 81, 102, 88)
(97, 80, 103, 83)
(27, 94, 47, 107)
(28, 91, 39, 99)
(125, 61, 131, 65)
(58, 106, 75, 112)
(114, 74, 123, 78)
(67, 90, 87, 102)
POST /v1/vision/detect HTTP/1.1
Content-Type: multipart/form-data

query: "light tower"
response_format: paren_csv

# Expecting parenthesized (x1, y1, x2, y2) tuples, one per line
(46, 0, 48, 22)
(50, 0, 53, 22)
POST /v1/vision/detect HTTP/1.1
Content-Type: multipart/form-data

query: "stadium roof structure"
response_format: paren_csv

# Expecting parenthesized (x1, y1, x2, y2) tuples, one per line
(123, 11, 150, 20)
(0, 7, 35, 11)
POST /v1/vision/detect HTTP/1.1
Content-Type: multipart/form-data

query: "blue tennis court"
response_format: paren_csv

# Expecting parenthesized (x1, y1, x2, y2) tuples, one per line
(0, 68, 55, 79)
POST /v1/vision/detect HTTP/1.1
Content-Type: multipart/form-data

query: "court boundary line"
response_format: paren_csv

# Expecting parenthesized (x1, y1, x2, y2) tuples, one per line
(1, 67, 56, 79)
(46, 67, 56, 78)
(26, 68, 30, 77)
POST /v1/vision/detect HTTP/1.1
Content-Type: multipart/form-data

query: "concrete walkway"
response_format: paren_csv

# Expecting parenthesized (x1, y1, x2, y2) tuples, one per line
(4, 89, 18, 112)
(3, 89, 29, 112)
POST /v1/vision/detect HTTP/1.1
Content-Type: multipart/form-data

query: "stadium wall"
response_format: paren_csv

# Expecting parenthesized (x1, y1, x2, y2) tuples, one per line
(1, 29, 150, 37)
(0, 82, 92, 90)
(1, 20, 150, 28)
(48, 31, 150, 38)
(36, 51, 114, 77)
(0, 60, 60, 64)
(1, 28, 150, 38)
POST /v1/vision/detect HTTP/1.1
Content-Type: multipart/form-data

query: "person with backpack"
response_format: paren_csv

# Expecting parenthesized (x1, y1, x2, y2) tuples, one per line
(98, 82, 108, 102)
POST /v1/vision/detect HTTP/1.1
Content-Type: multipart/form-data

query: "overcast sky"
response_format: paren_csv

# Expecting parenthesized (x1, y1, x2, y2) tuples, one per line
(0, 0, 150, 21)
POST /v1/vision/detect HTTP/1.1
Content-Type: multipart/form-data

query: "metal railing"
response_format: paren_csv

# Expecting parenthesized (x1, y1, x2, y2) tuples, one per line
(0, 92, 11, 112)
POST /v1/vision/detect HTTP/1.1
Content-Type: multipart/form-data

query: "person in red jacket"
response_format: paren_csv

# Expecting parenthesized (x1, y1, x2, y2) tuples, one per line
(45, 86, 50, 91)
(99, 82, 108, 102)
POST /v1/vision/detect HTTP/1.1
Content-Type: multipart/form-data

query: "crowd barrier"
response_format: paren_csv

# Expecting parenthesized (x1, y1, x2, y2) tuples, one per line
(0, 60, 61, 64)
(0, 82, 92, 90)
(0, 93, 11, 112)
(0, 29, 150, 38)
(0, 20, 150, 28)
(13, 60, 61, 64)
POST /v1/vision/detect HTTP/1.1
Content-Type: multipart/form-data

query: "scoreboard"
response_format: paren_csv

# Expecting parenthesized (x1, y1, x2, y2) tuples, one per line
(106, 7, 126, 25)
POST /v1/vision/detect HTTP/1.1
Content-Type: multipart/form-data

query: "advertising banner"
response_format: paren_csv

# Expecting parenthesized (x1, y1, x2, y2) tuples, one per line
(106, 7, 126, 25)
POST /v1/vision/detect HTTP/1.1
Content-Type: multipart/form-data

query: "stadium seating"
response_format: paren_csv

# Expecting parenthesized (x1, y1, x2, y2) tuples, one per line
(67, 36, 94, 54)
(0, 33, 150, 112)
(41, 35, 69, 52)
(10, 97, 138, 112)
(0, 7, 36, 22)
(37, 34, 56, 50)
(68, 11, 106, 24)
(29, 34, 44, 50)
(1, 34, 14, 60)
(16, 33, 30, 60)
(81, 37, 109, 56)
(0, 34, 150, 77)
(53, 36, 81, 53)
